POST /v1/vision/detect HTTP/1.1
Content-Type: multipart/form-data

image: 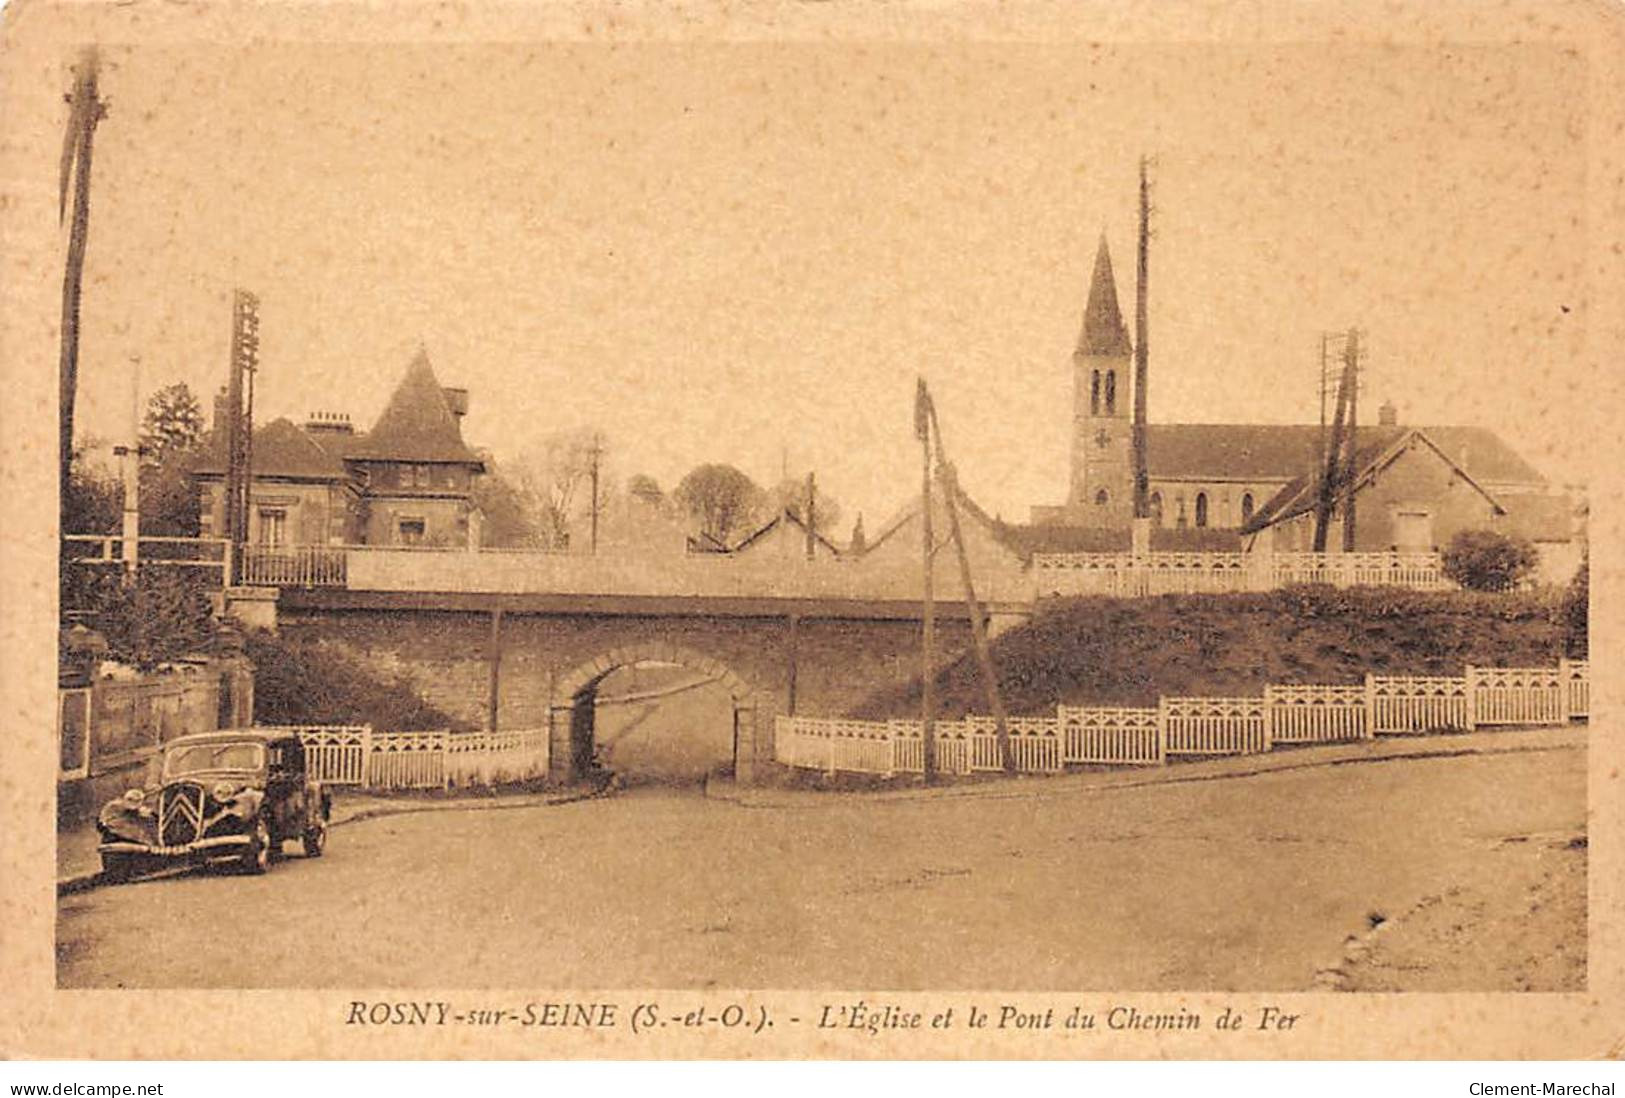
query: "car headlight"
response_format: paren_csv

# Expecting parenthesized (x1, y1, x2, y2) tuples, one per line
(123, 788, 144, 804)
(212, 781, 240, 801)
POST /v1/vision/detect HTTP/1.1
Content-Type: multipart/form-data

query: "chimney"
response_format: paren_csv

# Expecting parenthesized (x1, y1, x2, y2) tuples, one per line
(304, 410, 354, 435)
(1378, 399, 1398, 427)
(443, 387, 470, 418)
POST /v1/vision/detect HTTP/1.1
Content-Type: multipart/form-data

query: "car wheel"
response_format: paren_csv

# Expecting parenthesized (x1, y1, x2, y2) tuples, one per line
(303, 817, 327, 858)
(241, 816, 272, 875)
(100, 852, 136, 883)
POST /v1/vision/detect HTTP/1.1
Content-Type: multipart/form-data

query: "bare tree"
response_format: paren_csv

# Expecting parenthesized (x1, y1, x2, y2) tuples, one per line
(511, 428, 610, 550)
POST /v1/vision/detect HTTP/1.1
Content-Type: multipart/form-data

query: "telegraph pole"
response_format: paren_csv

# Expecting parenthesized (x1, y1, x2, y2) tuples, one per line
(926, 400, 1013, 774)
(587, 432, 604, 555)
(1132, 155, 1152, 518)
(916, 379, 937, 783)
(113, 355, 143, 574)
(58, 48, 106, 531)
(1341, 329, 1361, 552)
(805, 470, 816, 559)
(224, 290, 260, 582)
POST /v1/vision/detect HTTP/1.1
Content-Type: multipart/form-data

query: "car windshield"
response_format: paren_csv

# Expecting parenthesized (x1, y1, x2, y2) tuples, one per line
(163, 742, 264, 778)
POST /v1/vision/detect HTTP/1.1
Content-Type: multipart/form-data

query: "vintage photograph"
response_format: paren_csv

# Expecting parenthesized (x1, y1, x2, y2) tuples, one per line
(3, 0, 1620, 1063)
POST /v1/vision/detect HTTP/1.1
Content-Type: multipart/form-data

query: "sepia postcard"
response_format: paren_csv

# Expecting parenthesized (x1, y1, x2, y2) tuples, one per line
(1, 0, 1622, 1063)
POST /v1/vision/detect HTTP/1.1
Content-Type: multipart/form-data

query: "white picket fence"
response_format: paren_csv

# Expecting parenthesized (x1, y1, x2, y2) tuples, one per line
(281, 724, 551, 790)
(1031, 550, 1450, 598)
(774, 658, 1589, 779)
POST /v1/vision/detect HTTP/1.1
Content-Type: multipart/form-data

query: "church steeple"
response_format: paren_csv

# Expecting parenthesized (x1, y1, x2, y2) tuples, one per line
(1078, 233, 1133, 359)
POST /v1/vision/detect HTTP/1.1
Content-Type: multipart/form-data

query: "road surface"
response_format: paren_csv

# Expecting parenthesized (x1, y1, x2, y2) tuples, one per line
(57, 743, 1585, 990)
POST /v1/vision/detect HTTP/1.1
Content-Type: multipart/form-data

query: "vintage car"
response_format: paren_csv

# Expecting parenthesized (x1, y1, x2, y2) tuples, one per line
(96, 729, 331, 880)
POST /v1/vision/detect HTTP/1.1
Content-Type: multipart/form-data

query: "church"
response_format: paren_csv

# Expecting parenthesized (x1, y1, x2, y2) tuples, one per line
(1027, 236, 1575, 569)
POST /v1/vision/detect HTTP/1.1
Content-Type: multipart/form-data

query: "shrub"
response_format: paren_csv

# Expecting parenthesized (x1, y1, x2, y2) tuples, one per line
(71, 567, 216, 670)
(244, 629, 465, 731)
(1441, 529, 1539, 592)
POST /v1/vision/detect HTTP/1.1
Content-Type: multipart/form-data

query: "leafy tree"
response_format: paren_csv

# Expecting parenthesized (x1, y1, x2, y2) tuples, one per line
(771, 476, 843, 535)
(675, 463, 765, 546)
(62, 443, 119, 534)
(627, 474, 665, 508)
(1441, 529, 1539, 592)
(140, 382, 205, 462)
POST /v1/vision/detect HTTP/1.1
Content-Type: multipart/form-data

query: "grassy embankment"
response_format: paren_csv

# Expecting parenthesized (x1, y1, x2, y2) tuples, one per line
(850, 585, 1581, 721)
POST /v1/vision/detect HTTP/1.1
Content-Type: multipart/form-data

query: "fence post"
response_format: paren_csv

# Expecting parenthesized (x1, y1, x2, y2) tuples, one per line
(1260, 696, 1274, 753)
(1463, 665, 1478, 731)
(1559, 658, 1571, 722)
(1156, 698, 1168, 765)
(360, 723, 373, 789)
(1363, 674, 1376, 739)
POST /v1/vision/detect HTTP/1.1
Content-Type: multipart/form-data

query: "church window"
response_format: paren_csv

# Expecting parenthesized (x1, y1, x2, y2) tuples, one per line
(1195, 492, 1209, 528)
(1105, 371, 1117, 415)
(1095, 489, 1110, 507)
(1241, 493, 1255, 523)
(1150, 491, 1163, 524)
(1090, 371, 1101, 414)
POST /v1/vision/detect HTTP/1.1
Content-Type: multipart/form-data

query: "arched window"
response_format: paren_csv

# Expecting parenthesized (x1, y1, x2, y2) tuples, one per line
(1090, 370, 1101, 414)
(1105, 370, 1117, 414)
(1195, 492, 1209, 528)
(1095, 488, 1110, 506)
(1241, 492, 1255, 523)
(1149, 491, 1163, 525)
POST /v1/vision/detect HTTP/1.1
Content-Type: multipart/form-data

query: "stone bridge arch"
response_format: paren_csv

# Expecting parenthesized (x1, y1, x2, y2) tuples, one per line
(549, 642, 766, 785)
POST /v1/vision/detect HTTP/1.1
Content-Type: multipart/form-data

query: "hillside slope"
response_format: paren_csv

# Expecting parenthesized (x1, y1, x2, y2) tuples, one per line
(849, 586, 1572, 720)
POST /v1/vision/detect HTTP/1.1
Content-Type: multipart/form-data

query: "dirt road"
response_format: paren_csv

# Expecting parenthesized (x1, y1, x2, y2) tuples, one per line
(56, 743, 1585, 990)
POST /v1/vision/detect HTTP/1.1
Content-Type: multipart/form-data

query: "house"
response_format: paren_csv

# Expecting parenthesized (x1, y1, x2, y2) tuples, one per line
(193, 350, 486, 548)
(1241, 427, 1578, 581)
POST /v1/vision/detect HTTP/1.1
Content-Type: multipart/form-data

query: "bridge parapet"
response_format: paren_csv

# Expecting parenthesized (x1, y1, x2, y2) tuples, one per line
(341, 545, 1035, 604)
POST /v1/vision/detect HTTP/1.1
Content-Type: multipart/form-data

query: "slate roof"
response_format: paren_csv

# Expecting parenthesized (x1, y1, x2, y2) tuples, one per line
(192, 417, 349, 481)
(1145, 423, 1545, 487)
(731, 508, 843, 556)
(349, 350, 482, 465)
(1077, 234, 1133, 358)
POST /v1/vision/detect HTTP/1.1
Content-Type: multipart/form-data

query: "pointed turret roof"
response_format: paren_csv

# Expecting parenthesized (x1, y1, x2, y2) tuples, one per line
(352, 349, 481, 465)
(1077, 233, 1132, 358)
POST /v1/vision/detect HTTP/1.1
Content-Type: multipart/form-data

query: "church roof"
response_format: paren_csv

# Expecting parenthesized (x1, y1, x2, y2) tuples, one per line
(1077, 234, 1132, 358)
(1146, 423, 1545, 487)
(192, 417, 350, 481)
(349, 349, 481, 465)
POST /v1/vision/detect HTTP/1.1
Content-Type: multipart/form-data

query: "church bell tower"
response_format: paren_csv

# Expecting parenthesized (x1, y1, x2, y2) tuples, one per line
(1070, 233, 1135, 527)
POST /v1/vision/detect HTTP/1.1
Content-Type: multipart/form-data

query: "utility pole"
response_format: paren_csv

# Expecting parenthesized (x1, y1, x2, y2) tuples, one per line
(1132, 155, 1152, 518)
(915, 378, 937, 783)
(587, 432, 604, 555)
(927, 400, 1013, 774)
(113, 355, 143, 574)
(805, 470, 816, 560)
(1312, 328, 1360, 553)
(1341, 329, 1361, 552)
(224, 290, 260, 582)
(58, 48, 106, 532)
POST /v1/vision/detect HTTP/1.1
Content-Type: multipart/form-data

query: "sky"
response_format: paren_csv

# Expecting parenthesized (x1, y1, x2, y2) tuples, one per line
(57, 40, 1592, 530)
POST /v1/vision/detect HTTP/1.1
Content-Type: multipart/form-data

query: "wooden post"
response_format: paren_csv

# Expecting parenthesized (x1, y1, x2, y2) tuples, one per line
(786, 613, 799, 715)
(1363, 674, 1377, 739)
(359, 723, 373, 789)
(1463, 665, 1477, 731)
(917, 380, 937, 784)
(926, 403, 1014, 774)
